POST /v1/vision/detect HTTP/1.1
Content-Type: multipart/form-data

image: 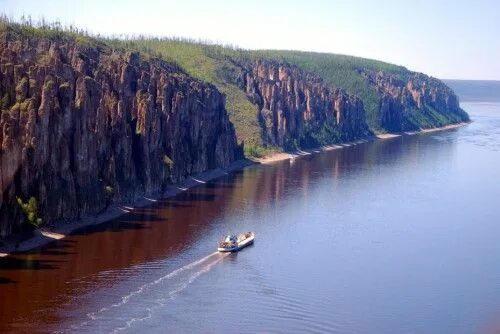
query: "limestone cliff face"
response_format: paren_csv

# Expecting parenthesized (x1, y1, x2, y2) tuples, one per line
(0, 32, 238, 237)
(364, 71, 469, 132)
(235, 59, 370, 149)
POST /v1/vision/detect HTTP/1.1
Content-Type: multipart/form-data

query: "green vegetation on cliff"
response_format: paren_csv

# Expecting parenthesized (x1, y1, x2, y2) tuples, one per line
(0, 17, 469, 157)
(248, 50, 407, 131)
(16, 197, 42, 228)
(117, 41, 468, 138)
(0, 17, 471, 237)
(105, 39, 399, 136)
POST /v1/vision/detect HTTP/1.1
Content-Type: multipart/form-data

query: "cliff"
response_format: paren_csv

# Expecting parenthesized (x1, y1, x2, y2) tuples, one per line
(125, 44, 469, 148)
(231, 51, 469, 134)
(0, 29, 239, 237)
(364, 70, 470, 132)
(234, 59, 369, 149)
(0, 21, 471, 239)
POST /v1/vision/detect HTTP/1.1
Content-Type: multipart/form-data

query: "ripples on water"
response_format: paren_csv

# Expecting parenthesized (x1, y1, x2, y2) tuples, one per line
(80, 252, 228, 333)
(457, 103, 500, 151)
(2, 102, 500, 333)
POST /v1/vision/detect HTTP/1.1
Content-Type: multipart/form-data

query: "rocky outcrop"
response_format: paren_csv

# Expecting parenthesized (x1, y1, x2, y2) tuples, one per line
(235, 59, 370, 149)
(0, 25, 470, 239)
(364, 71, 469, 131)
(0, 31, 239, 237)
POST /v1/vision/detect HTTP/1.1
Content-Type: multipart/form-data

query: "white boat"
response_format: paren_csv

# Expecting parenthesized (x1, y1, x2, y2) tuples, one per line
(217, 232, 255, 252)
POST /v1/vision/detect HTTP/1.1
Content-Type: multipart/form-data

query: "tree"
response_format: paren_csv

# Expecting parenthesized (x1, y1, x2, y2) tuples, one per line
(16, 196, 43, 228)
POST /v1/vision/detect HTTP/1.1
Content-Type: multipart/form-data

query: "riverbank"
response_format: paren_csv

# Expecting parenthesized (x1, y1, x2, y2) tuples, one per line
(0, 122, 469, 256)
(0, 159, 254, 256)
(255, 122, 469, 164)
(253, 139, 371, 164)
(377, 122, 468, 138)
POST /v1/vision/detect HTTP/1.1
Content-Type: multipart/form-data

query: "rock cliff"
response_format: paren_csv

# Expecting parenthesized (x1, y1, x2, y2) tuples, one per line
(0, 24, 471, 239)
(0, 30, 239, 237)
(234, 59, 370, 149)
(363, 70, 469, 132)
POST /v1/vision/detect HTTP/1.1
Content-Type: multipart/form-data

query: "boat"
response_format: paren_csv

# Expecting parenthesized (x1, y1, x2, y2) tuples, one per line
(217, 232, 255, 252)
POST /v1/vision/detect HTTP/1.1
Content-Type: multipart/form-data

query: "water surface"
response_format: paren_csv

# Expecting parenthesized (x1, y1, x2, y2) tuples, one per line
(1, 102, 500, 333)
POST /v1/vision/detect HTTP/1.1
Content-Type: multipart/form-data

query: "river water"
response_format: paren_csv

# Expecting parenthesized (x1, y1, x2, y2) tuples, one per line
(1, 102, 500, 333)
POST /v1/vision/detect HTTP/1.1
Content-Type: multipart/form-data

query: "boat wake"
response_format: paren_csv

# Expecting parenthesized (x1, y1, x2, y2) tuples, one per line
(69, 251, 228, 333)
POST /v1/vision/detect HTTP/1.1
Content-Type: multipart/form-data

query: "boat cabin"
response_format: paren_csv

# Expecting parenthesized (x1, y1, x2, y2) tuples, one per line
(224, 235, 237, 243)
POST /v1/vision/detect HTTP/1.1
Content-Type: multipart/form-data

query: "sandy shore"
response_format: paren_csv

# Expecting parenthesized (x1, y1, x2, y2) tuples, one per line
(376, 133, 401, 139)
(0, 122, 469, 255)
(253, 139, 371, 164)
(375, 122, 468, 140)
(405, 122, 468, 135)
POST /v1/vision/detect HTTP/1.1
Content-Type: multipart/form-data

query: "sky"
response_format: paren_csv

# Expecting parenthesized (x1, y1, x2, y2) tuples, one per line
(1, 0, 499, 80)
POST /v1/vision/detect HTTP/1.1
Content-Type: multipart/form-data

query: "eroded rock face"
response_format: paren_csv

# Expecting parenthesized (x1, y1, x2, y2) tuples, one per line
(234, 59, 370, 148)
(0, 32, 238, 237)
(364, 71, 469, 131)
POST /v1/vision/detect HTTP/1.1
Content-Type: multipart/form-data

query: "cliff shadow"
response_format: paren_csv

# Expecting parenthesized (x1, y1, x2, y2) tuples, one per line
(204, 171, 243, 190)
(70, 219, 151, 236)
(171, 191, 217, 202)
(203, 181, 236, 190)
(144, 201, 193, 209)
(68, 206, 174, 237)
(22, 239, 77, 256)
(0, 256, 64, 271)
(0, 277, 16, 284)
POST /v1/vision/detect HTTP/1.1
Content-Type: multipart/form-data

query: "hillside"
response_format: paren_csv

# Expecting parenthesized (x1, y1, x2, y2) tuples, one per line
(112, 39, 469, 146)
(0, 19, 470, 152)
(0, 20, 240, 237)
(0, 19, 470, 237)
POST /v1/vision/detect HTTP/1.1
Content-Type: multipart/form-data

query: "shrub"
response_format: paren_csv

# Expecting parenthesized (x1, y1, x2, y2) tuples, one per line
(16, 196, 43, 228)
(59, 81, 70, 90)
(163, 155, 174, 169)
(0, 93, 10, 109)
(244, 145, 267, 158)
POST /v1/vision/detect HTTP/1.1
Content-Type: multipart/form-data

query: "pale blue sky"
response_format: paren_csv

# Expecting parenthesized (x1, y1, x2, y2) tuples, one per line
(1, 0, 499, 79)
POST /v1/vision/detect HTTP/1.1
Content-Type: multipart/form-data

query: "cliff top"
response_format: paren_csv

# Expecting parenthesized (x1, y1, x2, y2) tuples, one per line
(0, 17, 466, 151)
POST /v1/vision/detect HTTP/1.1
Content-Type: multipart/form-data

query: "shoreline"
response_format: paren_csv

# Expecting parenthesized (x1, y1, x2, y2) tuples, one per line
(0, 121, 469, 257)
(253, 139, 371, 164)
(377, 122, 468, 138)
(255, 122, 469, 164)
(0, 159, 254, 256)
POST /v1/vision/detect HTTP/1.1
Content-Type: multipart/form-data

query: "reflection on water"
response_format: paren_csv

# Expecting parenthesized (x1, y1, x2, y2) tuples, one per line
(1, 102, 500, 333)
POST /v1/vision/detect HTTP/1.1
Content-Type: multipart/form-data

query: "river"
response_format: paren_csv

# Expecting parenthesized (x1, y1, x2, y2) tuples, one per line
(1, 102, 500, 333)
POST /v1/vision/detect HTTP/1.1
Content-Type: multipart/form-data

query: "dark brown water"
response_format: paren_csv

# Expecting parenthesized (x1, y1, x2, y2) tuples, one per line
(1, 102, 500, 334)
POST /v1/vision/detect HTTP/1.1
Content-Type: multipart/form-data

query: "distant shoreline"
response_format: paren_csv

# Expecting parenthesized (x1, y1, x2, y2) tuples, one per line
(255, 122, 469, 164)
(0, 121, 469, 257)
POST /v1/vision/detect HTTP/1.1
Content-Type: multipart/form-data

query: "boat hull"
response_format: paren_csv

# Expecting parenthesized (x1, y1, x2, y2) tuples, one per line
(217, 235, 254, 252)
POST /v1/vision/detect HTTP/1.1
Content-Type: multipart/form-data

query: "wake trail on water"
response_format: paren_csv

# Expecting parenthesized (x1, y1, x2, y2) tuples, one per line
(111, 254, 226, 333)
(70, 251, 227, 333)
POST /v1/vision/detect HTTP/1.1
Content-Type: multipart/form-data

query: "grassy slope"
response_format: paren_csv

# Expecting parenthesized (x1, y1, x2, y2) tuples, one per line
(108, 40, 266, 154)
(0, 19, 266, 155)
(246, 50, 408, 131)
(1, 20, 464, 156)
(125, 41, 410, 139)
